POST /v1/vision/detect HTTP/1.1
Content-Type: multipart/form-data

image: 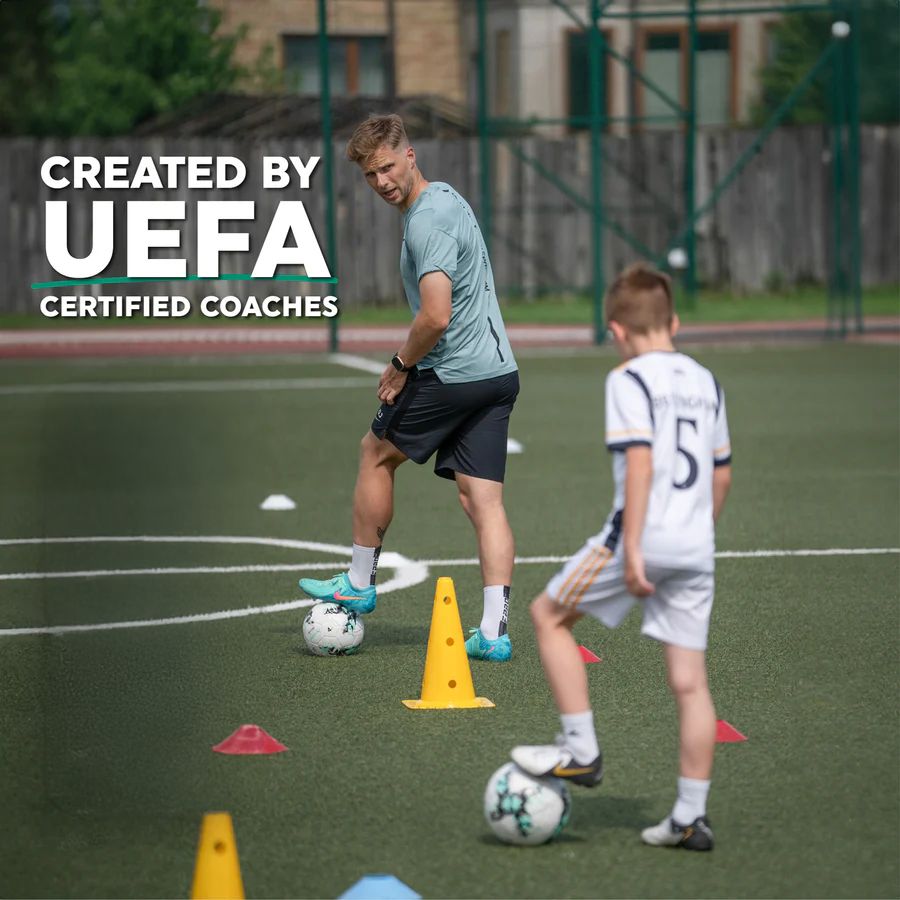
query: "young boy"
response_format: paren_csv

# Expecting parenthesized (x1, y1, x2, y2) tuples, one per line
(511, 262, 732, 851)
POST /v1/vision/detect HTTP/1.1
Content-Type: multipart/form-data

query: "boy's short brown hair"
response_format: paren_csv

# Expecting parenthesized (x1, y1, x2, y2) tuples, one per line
(346, 114, 409, 163)
(604, 262, 674, 334)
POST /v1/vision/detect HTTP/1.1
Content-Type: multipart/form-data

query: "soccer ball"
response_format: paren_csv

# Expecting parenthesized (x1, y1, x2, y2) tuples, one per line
(302, 602, 364, 656)
(483, 762, 571, 845)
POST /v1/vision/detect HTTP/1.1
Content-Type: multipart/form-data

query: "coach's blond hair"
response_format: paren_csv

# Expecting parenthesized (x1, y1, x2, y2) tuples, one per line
(605, 262, 674, 334)
(346, 114, 409, 163)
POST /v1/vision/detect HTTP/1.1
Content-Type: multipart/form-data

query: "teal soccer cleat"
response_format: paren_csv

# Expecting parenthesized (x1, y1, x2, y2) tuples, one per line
(298, 572, 377, 615)
(465, 628, 512, 662)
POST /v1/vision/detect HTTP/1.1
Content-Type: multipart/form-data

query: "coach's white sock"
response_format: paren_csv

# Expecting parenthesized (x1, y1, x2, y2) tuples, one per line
(349, 544, 380, 589)
(479, 585, 509, 640)
(672, 777, 710, 824)
(560, 711, 600, 764)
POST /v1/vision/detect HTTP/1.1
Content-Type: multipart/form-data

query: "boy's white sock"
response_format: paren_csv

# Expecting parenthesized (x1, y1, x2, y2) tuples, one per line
(348, 544, 380, 589)
(671, 776, 711, 824)
(479, 585, 510, 640)
(560, 711, 600, 764)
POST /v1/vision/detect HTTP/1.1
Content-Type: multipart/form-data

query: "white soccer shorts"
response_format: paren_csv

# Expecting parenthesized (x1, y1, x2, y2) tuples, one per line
(545, 541, 714, 651)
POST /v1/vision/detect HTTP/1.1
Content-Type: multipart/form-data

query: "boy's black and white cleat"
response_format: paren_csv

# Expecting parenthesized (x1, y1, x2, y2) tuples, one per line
(510, 744, 604, 787)
(641, 815, 714, 851)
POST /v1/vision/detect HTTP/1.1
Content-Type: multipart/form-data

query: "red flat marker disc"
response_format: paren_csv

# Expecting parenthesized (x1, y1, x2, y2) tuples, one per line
(715, 719, 747, 743)
(213, 724, 288, 754)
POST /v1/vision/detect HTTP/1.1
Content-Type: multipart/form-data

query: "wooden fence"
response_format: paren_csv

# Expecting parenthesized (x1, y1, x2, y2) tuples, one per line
(1, 125, 896, 313)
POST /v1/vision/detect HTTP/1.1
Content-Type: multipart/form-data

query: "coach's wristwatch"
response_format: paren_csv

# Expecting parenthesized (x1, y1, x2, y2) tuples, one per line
(390, 354, 411, 372)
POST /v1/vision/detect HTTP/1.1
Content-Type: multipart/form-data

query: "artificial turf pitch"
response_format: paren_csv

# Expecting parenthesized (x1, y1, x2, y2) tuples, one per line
(1, 343, 897, 899)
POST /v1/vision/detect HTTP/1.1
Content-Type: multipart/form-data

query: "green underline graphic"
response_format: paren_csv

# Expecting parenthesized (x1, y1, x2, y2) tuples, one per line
(31, 274, 338, 290)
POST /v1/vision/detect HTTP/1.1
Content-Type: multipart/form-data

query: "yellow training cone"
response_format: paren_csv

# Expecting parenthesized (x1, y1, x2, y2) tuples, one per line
(403, 576, 494, 709)
(191, 812, 245, 900)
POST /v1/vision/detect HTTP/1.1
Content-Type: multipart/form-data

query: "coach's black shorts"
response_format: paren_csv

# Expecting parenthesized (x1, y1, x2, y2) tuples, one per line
(371, 368, 520, 483)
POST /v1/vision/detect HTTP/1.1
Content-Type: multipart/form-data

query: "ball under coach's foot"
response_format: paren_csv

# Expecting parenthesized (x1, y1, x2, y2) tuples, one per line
(298, 571, 377, 615)
(465, 628, 512, 661)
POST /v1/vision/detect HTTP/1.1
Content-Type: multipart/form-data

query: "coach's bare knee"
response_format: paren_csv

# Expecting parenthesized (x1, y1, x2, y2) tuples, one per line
(360, 431, 403, 470)
(469, 491, 504, 519)
(457, 477, 504, 522)
(359, 430, 378, 460)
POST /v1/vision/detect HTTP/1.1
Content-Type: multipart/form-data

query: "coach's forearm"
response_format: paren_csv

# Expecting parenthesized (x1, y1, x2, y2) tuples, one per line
(623, 445, 653, 553)
(397, 310, 449, 367)
(713, 464, 732, 524)
(396, 271, 452, 367)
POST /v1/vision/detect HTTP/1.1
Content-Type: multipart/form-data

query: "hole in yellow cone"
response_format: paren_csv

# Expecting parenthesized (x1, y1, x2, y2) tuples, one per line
(448, 679, 457, 688)
(446, 637, 454, 646)
(214, 841, 227, 854)
(443, 596, 451, 605)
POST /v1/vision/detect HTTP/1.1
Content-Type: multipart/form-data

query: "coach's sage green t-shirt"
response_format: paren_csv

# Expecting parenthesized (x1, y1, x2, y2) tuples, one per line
(400, 182, 517, 383)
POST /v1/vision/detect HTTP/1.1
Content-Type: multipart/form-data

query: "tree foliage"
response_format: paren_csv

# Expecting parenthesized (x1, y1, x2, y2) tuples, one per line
(0, 0, 272, 136)
(0, 0, 56, 135)
(755, 0, 900, 125)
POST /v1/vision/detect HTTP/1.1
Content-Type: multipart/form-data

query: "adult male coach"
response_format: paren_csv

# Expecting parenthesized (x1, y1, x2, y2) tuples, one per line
(299, 114, 520, 661)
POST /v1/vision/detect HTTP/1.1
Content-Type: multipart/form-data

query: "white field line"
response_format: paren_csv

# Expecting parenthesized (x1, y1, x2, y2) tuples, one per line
(0, 328, 336, 346)
(419, 547, 900, 565)
(329, 353, 384, 375)
(0, 350, 382, 397)
(3, 546, 897, 583)
(0, 376, 372, 396)
(0, 558, 428, 637)
(0, 536, 425, 636)
(0, 537, 895, 637)
(716, 548, 900, 558)
(0, 353, 334, 370)
(0, 535, 357, 552)
(0, 562, 346, 581)
(0, 599, 321, 636)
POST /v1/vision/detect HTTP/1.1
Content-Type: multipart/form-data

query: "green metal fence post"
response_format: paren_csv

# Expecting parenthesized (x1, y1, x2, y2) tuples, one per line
(476, 0, 492, 253)
(847, 2, 863, 333)
(588, 0, 605, 344)
(318, 0, 338, 352)
(829, 2, 848, 338)
(683, 0, 698, 308)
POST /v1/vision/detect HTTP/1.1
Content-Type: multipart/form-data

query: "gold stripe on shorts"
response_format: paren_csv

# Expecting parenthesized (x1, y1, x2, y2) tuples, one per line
(558, 546, 611, 608)
(565, 547, 613, 608)
(555, 547, 603, 605)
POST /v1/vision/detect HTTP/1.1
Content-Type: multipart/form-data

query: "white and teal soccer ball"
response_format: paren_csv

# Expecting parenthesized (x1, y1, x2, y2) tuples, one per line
(484, 762, 571, 845)
(302, 602, 364, 656)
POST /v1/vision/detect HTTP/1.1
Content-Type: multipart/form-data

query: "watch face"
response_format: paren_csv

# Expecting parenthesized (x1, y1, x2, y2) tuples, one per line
(391, 355, 403, 371)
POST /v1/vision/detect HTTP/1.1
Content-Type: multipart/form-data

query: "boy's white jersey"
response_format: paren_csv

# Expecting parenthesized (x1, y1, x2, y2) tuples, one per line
(599, 350, 731, 572)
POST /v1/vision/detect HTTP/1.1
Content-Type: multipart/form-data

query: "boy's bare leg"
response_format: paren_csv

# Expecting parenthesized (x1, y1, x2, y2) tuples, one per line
(641, 642, 716, 846)
(531, 592, 588, 713)
(664, 643, 716, 779)
(509, 593, 602, 782)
